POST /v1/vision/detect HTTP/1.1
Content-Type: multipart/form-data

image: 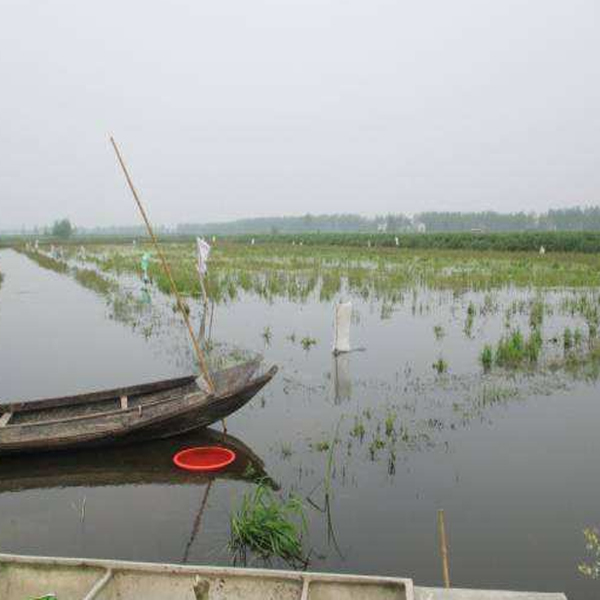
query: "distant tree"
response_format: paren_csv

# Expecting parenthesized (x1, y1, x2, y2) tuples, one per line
(51, 218, 73, 239)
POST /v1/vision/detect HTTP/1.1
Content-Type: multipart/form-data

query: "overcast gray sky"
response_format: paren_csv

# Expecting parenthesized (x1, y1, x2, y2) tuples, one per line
(1, 0, 599, 228)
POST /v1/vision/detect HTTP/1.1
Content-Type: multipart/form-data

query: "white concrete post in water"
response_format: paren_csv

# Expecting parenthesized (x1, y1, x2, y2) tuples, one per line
(333, 302, 352, 354)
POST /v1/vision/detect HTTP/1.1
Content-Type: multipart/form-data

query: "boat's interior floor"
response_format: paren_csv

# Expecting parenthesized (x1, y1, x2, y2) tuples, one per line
(10, 382, 199, 425)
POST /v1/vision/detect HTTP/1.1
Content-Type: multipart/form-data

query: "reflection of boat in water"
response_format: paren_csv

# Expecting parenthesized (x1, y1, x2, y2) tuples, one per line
(0, 427, 277, 493)
(0, 359, 277, 456)
(0, 553, 415, 600)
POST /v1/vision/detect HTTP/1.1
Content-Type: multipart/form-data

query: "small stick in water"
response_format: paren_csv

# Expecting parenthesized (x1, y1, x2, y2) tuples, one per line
(438, 509, 451, 588)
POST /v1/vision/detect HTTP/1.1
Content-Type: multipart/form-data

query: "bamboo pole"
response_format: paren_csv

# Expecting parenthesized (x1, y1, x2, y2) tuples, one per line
(437, 509, 450, 588)
(110, 137, 215, 394)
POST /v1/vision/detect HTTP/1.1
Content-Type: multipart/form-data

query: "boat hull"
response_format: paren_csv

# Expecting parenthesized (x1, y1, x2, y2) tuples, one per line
(0, 361, 277, 456)
(0, 553, 415, 600)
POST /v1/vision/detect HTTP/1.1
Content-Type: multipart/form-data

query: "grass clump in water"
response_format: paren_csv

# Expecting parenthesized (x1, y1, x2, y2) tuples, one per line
(563, 327, 573, 351)
(464, 302, 476, 337)
(313, 440, 330, 452)
(480, 344, 493, 371)
(384, 412, 396, 438)
(432, 357, 448, 374)
(350, 416, 365, 441)
(301, 336, 317, 350)
(229, 483, 307, 567)
(494, 328, 542, 368)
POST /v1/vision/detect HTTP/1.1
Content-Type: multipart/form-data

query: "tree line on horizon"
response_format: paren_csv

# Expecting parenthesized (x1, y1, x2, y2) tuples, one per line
(175, 206, 600, 235)
(6, 206, 600, 237)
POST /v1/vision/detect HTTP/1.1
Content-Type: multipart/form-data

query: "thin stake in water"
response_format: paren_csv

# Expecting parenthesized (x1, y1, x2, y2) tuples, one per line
(437, 509, 451, 588)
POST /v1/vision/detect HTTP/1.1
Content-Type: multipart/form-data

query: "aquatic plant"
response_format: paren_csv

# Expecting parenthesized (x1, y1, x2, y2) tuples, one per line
(433, 324, 445, 340)
(529, 298, 545, 331)
(384, 412, 396, 438)
(464, 302, 476, 337)
(313, 440, 330, 452)
(579, 527, 600, 579)
(280, 443, 293, 459)
(480, 345, 493, 371)
(432, 357, 448, 374)
(300, 336, 317, 350)
(229, 483, 307, 567)
(494, 329, 542, 368)
(368, 436, 386, 461)
(350, 416, 365, 441)
(564, 327, 573, 351)
(261, 326, 272, 345)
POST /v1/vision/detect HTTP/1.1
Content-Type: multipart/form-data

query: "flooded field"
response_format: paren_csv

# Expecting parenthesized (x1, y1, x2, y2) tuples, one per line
(1, 242, 600, 599)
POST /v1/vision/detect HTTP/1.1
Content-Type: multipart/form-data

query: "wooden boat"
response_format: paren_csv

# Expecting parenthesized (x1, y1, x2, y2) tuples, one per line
(0, 553, 414, 600)
(0, 358, 277, 456)
(0, 427, 278, 492)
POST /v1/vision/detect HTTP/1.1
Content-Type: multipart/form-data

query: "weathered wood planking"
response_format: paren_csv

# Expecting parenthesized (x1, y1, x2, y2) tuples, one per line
(0, 359, 275, 456)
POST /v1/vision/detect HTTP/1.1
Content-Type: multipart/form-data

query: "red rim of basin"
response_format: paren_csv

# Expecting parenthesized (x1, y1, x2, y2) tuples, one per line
(173, 446, 236, 472)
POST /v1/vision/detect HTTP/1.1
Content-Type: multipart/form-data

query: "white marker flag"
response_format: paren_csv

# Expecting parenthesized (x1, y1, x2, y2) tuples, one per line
(196, 237, 211, 277)
(333, 302, 352, 354)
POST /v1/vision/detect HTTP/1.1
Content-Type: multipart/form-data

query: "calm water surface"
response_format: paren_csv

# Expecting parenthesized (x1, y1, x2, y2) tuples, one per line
(0, 248, 598, 599)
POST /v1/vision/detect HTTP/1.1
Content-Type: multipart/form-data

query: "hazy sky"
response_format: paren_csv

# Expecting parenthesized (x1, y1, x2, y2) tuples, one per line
(1, 0, 599, 228)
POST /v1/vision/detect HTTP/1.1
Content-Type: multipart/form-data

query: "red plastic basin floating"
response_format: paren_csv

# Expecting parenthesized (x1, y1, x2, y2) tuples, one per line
(173, 446, 236, 472)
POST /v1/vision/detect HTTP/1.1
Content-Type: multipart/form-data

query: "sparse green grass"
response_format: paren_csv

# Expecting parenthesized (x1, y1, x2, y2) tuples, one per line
(29, 240, 600, 306)
(73, 268, 116, 296)
(20, 248, 68, 274)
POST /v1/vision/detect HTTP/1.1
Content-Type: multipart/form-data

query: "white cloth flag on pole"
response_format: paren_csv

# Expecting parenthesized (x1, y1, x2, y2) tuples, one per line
(196, 237, 211, 277)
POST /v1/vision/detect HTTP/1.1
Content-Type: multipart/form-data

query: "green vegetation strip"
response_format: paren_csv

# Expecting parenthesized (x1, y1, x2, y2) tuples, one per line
(67, 241, 600, 304)
(225, 231, 600, 253)
(18, 248, 116, 297)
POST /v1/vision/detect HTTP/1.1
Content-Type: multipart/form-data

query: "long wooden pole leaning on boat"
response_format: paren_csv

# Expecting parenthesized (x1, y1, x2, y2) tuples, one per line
(110, 136, 215, 394)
